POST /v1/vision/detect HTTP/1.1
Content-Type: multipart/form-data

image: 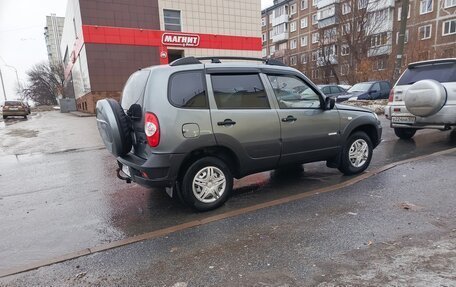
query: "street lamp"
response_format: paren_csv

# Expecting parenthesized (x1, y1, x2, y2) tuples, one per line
(0, 64, 20, 101)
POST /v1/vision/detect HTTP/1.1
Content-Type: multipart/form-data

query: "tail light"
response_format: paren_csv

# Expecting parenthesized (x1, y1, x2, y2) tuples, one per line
(388, 89, 394, 102)
(144, 112, 160, 147)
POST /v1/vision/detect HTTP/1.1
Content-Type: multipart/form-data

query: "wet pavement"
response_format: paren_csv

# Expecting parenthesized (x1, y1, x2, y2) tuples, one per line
(1, 111, 456, 276)
(1, 145, 455, 286)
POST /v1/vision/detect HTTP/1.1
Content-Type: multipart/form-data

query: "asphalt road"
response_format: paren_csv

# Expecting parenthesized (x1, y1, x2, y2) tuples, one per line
(1, 111, 456, 285)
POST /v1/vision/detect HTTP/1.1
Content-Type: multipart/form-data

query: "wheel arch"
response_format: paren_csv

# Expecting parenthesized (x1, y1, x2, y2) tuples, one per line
(177, 145, 241, 181)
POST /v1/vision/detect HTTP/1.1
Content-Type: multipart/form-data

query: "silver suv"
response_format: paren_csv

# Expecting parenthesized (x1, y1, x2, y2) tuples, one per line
(386, 58, 456, 139)
(96, 57, 382, 211)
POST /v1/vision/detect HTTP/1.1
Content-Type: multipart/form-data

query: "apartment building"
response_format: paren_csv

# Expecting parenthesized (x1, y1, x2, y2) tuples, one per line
(61, 0, 262, 113)
(44, 14, 65, 67)
(262, 0, 456, 84)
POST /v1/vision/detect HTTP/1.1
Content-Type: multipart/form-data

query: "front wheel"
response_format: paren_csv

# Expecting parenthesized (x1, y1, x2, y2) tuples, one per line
(394, 128, 416, 140)
(338, 131, 373, 175)
(181, 157, 233, 211)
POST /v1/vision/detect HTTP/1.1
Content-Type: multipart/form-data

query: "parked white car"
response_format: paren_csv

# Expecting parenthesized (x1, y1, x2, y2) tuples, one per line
(385, 58, 456, 139)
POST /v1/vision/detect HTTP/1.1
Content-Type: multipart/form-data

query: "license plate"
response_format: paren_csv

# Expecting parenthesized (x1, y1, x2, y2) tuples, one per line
(121, 165, 131, 177)
(10, 108, 18, 110)
(392, 116, 415, 124)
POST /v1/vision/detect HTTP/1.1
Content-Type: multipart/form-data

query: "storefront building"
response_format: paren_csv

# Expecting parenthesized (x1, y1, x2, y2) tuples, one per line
(61, 0, 262, 113)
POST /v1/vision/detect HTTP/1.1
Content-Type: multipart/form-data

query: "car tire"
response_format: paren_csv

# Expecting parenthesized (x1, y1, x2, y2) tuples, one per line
(96, 99, 132, 157)
(338, 131, 373, 175)
(394, 128, 416, 140)
(2, 116, 6, 119)
(404, 79, 447, 117)
(23, 115, 27, 119)
(181, 157, 233, 212)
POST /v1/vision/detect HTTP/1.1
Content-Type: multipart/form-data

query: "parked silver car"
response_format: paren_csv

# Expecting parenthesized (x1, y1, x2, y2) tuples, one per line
(385, 58, 456, 139)
(96, 56, 382, 211)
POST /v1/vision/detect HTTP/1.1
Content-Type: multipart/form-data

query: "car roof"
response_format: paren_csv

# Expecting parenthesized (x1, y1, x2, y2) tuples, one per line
(408, 58, 456, 69)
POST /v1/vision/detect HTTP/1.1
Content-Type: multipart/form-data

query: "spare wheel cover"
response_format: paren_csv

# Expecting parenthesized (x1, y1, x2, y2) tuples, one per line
(404, 79, 447, 117)
(96, 99, 132, 157)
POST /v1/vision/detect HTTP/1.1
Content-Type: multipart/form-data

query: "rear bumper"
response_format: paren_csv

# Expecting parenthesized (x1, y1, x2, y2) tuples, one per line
(117, 152, 185, 188)
(387, 104, 456, 129)
(3, 110, 27, 116)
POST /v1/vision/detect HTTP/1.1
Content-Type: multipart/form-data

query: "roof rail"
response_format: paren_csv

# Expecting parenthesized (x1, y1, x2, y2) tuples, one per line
(169, 56, 286, 67)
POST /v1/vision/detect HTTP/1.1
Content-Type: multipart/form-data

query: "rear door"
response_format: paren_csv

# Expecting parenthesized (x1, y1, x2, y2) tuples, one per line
(120, 70, 150, 157)
(264, 73, 341, 165)
(207, 71, 281, 175)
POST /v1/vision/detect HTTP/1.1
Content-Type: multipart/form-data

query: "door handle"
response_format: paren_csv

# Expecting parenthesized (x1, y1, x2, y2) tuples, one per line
(281, 115, 297, 122)
(217, 119, 236, 126)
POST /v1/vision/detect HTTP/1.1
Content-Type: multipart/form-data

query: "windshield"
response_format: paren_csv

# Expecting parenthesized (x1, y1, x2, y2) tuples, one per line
(348, 83, 371, 92)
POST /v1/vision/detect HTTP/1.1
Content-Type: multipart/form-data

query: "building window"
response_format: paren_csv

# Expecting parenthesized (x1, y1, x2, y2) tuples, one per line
(262, 17, 266, 26)
(301, 35, 308, 46)
(342, 23, 351, 35)
(290, 55, 297, 66)
(270, 45, 276, 54)
(312, 69, 320, 79)
(290, 3, 297, 15)
(290, 38, 297, 49)
(164, 9, 181, 31)
(397, 5, 411, 21)
(318, 5, 336, 20)
(342, 3, 351, 14)
(313, 0, 318, 6)
(312, 32, 320, 43)
(301, 0, 308, 10)
(373, 58, 387, 71)
(290, 21, 297, 32)
(312, 51, 318, 61)
(278, 42, 288, 50)
(341, 44, 350, 55)
(444, 0, 456, 8)
(273, 23, 288, 36)
(443, 19, 456, 35)
(396, 30, 409, 44)
(301, 53, 308, 64)
(262, 33, 267, 42)
(420, 0, 433, 14)
(262, 48, 267, 57)
(301, 17, 308, 29)
(419, 25, 432, 39)
(371, 32, 388, 47)
(340, 64, 349, 75)
(312, 13, 318, 25)
(269, 13, 273, 24)
(358, 0, 368, 9)
(269, 30, 273, 39)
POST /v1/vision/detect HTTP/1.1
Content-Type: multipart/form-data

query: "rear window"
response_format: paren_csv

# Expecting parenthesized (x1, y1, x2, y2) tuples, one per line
(5, 101, 22, 106)
(121, 70, 150, 110)
(397, 62, 456, 85)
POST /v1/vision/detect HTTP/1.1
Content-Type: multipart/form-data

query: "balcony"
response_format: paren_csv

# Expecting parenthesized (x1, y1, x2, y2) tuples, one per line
(367, 0, 394, 12)
(318, 16, 338, 28)
(317, 55, 338, 66)
(368, 44, 392, 57)
(272, 32, 289, 43)
(272, 14, 289, 27)
(317, 0, 339, 8)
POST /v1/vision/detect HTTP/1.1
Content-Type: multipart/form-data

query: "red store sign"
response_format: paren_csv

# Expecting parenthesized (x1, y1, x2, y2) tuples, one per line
(161, 33, 200, 47)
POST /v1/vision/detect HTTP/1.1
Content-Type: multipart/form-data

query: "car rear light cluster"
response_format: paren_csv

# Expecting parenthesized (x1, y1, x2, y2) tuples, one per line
(388, 89, 394, 102)
(144, 112, 160, 147)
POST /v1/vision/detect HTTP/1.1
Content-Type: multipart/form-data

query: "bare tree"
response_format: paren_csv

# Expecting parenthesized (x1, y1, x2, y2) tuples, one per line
(17, 62, 65, 105)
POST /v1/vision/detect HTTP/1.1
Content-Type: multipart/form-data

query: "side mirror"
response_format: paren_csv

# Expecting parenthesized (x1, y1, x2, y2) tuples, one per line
(127, 104, 142, 121)
(324, 97, 335, 110)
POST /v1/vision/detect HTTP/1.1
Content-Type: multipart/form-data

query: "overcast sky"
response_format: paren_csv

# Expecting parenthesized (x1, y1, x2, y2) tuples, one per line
(0, 0, 274, 101)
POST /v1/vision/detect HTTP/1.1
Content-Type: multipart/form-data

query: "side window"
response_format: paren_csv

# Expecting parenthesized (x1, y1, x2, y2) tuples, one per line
(211, 74, 269, 109)
(169, 71, 207, 108)
(121, 70, 150, 110)
(380, 82, 390, 91)
(322, 86, 330, 94)
(267, 75, 321, 109)
(371, 82, 381, 92)
(330, 86, 340, 94)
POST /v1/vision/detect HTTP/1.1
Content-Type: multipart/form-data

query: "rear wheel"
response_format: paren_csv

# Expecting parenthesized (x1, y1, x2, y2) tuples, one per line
(338, 131, 373, 175)
(23, 115, 27, 119)
(181, 157, 233, 211)
(394, 128, 416, 140)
